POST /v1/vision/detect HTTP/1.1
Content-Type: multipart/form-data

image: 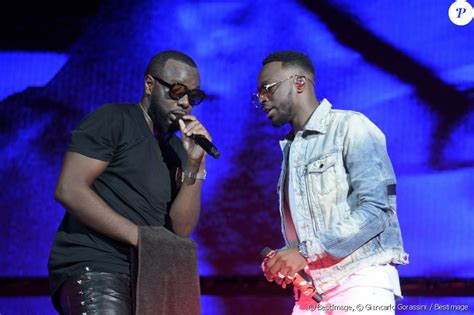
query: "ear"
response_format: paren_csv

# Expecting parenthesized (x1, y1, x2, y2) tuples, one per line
(294, 76, 306, 92)
(144, 75, 154, 95)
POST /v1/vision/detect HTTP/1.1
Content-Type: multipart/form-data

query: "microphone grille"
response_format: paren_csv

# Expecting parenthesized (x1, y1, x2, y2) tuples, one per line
(260, 247, 273, 258)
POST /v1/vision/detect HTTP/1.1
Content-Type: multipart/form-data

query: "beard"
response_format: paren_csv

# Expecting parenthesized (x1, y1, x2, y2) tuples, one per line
(148, 95, 179, 134)
(271, 92, 293, 127)
(271, 109, 288, 127)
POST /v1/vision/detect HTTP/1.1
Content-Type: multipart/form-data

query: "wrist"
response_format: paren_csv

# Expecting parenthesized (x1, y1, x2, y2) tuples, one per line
(129, 225, 139, 248)
(182, 169, 207, 182)
(186, 156, 205, 173)
(298, 241, 309, 259)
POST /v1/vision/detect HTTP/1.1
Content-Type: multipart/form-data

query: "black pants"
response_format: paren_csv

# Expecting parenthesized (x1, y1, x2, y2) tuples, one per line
(59, 269, 133, 315)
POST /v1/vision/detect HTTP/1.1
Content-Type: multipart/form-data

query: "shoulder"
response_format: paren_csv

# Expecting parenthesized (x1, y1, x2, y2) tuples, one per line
(91, 103, 137, 118)
(77, 103, 137, 127)
(329, 109, 380, 130)
(324, 108, 386, 146)
(328, 108, 364, 121)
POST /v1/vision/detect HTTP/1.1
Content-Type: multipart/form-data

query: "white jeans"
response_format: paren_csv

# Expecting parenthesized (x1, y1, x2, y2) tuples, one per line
(292, 265, 400, 315)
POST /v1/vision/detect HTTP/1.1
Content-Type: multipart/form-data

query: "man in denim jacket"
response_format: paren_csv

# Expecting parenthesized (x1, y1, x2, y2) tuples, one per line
(256, 51, 408, 314)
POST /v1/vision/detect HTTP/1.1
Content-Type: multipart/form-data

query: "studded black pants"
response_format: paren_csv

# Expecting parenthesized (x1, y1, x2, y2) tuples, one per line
(59, 270, 133, 315)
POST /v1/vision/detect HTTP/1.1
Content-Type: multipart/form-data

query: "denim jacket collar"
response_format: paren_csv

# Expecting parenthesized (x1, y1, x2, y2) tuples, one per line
(304, 98, 332, 135)
(280, 98, 332, 151)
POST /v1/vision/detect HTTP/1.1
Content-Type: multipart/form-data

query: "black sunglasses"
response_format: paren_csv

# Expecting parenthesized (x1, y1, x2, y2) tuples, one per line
(151, 75, 206, 106)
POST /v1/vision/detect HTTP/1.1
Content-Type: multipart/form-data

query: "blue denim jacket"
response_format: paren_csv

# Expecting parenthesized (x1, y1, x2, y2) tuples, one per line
(278, 99, 408, 293)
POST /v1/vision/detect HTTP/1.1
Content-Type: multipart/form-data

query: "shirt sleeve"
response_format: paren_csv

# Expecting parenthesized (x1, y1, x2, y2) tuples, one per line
(68, 104, 124, 162)
(307, 113, 397, 261)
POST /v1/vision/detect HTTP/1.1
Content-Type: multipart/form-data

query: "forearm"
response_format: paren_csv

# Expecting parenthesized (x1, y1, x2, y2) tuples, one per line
(55, 185, 138, 247)
(168, 159, 204, 237)
(169, 180, 202, 237)
(306, 163, 394, 261)
(308, 202, 389, 260)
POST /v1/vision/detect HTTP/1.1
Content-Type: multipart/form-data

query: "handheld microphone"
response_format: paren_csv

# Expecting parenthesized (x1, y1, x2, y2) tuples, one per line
(260, 247, 324, 303)
(175, 113, 220, 159)
(190, 134, 220, 159)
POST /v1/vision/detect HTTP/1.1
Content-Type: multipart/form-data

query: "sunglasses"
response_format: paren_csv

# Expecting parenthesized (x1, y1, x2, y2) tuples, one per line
(252, 75, 297, 107)
(251, 75, 314, 108)
(151, 75, 206, 106)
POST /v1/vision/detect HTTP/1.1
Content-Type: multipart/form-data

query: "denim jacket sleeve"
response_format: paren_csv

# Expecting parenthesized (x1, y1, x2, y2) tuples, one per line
(308, 113, 397, 260)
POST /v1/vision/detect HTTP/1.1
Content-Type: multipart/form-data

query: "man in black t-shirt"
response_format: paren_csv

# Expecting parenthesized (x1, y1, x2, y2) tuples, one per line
(48, 50, 211, 314)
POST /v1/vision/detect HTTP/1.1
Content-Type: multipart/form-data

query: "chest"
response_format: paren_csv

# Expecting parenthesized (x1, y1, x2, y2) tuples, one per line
(105, 137, 182, 202)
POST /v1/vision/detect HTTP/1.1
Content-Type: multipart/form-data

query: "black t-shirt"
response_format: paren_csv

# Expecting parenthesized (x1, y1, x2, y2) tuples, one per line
(48, 103, 187, 300)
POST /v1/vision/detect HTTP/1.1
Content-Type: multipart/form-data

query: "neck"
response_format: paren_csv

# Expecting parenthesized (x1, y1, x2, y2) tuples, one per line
(291, 99, 319, 132)
(138, 102, 154, 132)
(138, 102, 173, 142)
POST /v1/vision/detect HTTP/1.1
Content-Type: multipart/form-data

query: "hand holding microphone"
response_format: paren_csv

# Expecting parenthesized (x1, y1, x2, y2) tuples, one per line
(260, 247, 323, 303)
(176, 113, 220, 159)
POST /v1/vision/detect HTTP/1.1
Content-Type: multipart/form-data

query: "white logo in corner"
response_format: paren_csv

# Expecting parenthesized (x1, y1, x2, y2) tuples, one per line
(449, 0, 473, 25)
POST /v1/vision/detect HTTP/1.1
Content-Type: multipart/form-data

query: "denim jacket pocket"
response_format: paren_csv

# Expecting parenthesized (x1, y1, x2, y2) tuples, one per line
(306, 153, 338, 195)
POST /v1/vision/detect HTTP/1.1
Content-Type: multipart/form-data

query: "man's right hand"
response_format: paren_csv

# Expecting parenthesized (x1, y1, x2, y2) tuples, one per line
(262, 248, 308, 288)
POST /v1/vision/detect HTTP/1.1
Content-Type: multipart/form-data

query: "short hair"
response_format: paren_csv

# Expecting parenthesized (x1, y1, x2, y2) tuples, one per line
(145, 50, 197, 77)
(262, 50, 315, 77)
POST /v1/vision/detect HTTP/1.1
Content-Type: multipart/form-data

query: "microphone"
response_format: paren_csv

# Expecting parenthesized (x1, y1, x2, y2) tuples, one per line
(260, 247, 324, 303)
(190, 134, 220, 159)
(175, 113, 220, 159)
